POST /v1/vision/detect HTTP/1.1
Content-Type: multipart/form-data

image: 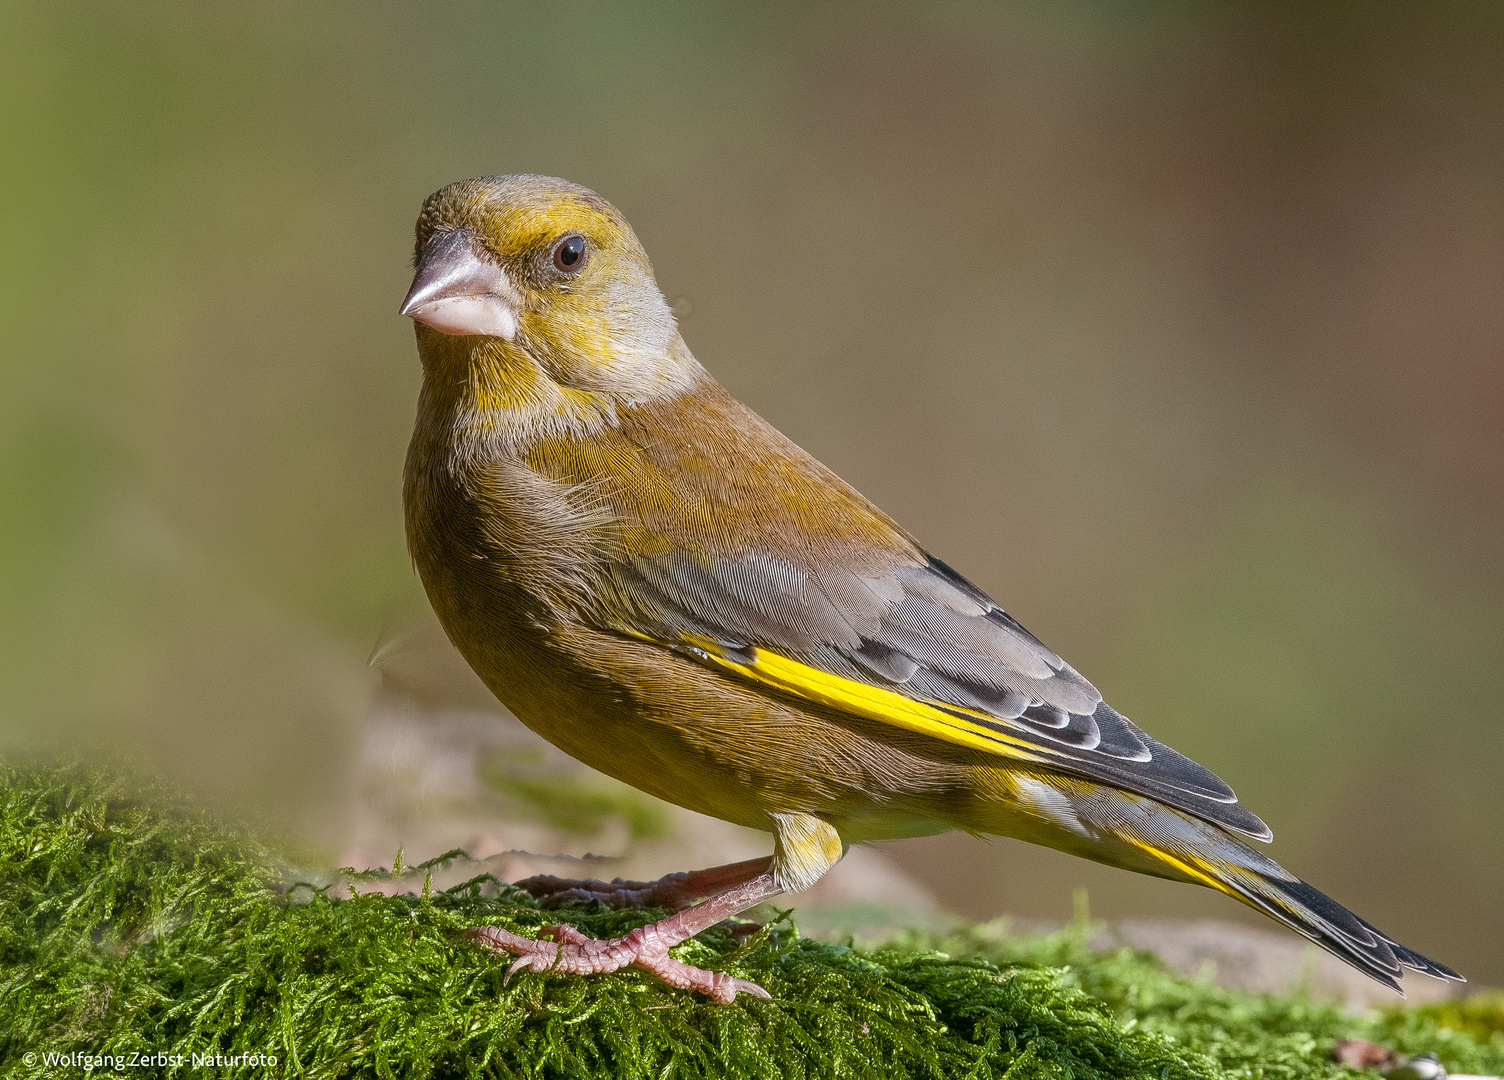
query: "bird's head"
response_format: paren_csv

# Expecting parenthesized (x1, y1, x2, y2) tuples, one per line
(401, 175, 691, 400)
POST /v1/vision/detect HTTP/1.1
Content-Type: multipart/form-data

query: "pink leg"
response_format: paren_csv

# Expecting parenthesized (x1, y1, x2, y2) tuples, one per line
(511, 856, 773, 912)
(469, 871, 783, 1002)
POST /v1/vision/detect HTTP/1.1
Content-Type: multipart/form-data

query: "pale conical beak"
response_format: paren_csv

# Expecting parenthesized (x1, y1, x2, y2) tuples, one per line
(400, 228, 521, 339)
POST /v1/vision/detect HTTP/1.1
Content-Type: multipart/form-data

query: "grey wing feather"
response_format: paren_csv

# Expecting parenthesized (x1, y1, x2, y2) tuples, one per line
(607, 548, 1271, 842)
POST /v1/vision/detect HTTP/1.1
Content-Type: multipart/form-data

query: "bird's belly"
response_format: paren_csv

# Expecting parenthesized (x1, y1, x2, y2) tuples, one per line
(460, 620, 1006, 839)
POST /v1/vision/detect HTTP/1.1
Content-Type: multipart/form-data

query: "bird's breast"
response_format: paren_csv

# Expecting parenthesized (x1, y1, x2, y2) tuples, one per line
(406, 426, 617, 620)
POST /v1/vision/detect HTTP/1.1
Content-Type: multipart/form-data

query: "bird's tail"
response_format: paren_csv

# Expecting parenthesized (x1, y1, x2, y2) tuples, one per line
(982, 772, 1464, 993)
(1211, 868, 1463, 992)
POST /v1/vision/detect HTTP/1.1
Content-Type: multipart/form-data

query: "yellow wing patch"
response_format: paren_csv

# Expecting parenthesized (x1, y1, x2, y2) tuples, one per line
(656, 633, 1055, 767)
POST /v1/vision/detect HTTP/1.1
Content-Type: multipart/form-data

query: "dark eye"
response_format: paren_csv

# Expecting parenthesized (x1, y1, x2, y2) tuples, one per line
(553, 233, 587, 273)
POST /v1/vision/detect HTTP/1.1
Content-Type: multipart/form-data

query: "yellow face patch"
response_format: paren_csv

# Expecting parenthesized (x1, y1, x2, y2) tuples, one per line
(417, 175, 686, 402)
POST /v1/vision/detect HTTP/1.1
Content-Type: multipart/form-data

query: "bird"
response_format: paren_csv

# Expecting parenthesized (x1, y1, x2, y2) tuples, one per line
(398, 173, 1462, 1003)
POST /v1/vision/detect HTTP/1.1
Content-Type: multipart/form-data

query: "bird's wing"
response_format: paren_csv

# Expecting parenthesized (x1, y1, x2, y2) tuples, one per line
(600, 545, 1272, 842)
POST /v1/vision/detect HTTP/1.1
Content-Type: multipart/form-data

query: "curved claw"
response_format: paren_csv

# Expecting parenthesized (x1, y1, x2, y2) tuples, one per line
(730, 978, 773, 1001)
(630, 948, 770, 1002)
(468, 925, 561, 985)
(503, 955, 536, 986)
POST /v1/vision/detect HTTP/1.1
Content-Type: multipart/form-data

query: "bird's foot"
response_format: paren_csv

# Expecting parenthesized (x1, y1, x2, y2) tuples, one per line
(466, 922, 770, 1003)
(473, 869, 784, 1002)
(512, 855, 773, 913)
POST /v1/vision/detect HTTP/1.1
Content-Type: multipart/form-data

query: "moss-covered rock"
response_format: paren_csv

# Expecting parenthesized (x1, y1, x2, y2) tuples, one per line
(2, 760, 1500, 1079)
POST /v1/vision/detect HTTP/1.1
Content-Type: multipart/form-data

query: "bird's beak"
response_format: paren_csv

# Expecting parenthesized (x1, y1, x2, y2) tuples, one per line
(400, 228, 521, 339)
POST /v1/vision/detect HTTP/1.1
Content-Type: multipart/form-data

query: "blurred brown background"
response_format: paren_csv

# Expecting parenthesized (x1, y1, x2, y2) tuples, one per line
(2, 2, 1500, 982)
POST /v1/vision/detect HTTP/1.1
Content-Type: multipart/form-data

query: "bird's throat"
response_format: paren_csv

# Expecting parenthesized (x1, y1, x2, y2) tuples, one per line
(415, 326, 619, 454)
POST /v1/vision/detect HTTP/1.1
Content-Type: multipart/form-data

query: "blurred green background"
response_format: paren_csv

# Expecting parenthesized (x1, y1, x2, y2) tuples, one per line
(2, 2, 1500, 980)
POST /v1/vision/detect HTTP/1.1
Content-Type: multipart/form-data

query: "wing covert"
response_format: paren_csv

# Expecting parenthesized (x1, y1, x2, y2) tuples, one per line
(601, 545, 1270, 842)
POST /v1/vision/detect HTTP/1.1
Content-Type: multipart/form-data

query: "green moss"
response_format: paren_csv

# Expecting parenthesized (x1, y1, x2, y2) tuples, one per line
(1376, 993, 1504, 1068)
(884, 921, 1504, 1080)
(3, 760, 1501, 1079)
(1398, 990, 1504, 1041)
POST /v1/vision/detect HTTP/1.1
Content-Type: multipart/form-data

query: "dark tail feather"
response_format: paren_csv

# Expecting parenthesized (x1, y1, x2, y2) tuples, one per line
(1058, 786, 1465, 993)
(1231, 871, 1463, 993)
(1013, 776, 1463, 994)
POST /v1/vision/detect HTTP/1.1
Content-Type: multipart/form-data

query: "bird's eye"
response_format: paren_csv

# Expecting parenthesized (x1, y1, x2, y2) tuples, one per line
(553, 234, 587, 273)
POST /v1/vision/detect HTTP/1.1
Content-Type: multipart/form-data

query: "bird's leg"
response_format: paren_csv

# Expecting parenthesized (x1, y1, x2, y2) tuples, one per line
(474, 814, 842, 1002)
(469, 870, 783, 1002)
(511, 855, 773, 912)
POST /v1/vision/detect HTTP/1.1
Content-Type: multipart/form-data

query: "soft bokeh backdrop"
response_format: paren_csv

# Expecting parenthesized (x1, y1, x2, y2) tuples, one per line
(3, 2, 1500, 979)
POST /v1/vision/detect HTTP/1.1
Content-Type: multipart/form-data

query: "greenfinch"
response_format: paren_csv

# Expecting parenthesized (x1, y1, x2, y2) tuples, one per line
(399, 174, 1461, 1002)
